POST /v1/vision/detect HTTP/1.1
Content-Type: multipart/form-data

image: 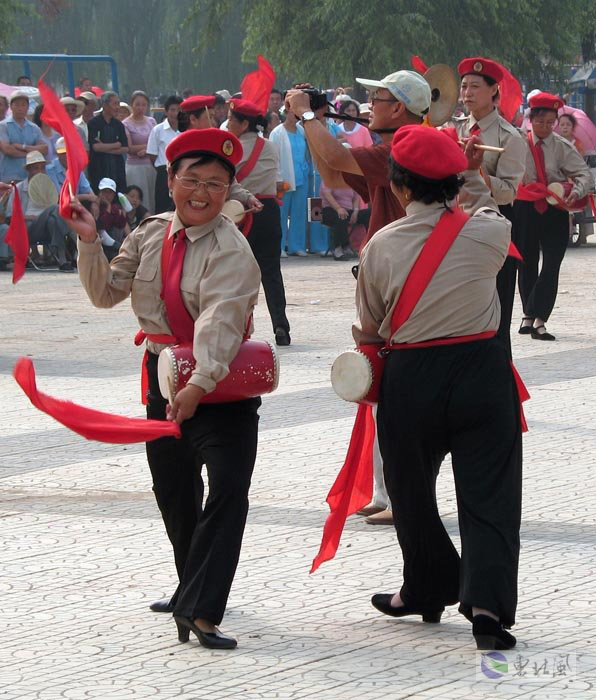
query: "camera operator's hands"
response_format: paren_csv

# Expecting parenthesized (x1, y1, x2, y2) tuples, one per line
(286, 89, 311, 119)
(463, 135, 484, 171)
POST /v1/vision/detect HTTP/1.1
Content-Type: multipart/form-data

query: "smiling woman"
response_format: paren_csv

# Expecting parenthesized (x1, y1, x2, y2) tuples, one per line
(61, 128, 265, 651)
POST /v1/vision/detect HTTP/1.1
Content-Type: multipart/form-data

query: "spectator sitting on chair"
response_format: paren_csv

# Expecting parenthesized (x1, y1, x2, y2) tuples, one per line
(5, 151, 74, 271)
(0, 90, 48, 183)
(125, 184, 148, 229)
(321, 182, 370, 260)
(97, 177, 130, 249)
(47, 137, 97, 206)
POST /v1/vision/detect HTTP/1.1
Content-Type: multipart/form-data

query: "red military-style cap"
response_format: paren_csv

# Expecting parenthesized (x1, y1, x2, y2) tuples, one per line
(458, 57, 504, 83)
(528, 92, 563, 111)
(391, 125, 468, 179)
(180, 95, 216, 112)
(229, 98, 264, 118)
(165, 128, 243, 169)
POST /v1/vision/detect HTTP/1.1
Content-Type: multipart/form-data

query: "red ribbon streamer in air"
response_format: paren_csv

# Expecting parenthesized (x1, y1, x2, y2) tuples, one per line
(13, 357, 181, 444)
(4, 184, 28, 284)
(498, 66, 523, 124)
(411, 55, 429, 74)
(241, 56, 276, 115)
(37, 79, 89, 219)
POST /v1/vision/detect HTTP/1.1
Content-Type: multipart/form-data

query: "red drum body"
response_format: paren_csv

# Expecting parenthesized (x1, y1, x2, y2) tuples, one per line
(158, 340, 279, 404)
(330, 344, 386, 405)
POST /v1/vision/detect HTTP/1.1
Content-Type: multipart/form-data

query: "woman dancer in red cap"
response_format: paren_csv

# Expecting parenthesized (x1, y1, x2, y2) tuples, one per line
(227, 97, 291, 345)
(515, 92, 592, 340)
(356, 126, 522, 650)
(66, 128, 261, 650)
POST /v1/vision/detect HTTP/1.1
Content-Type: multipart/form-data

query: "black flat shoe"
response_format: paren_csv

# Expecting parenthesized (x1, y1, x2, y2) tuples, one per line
(274, 327, 291, 346)
(473, 614, 516, 650)
(531, 325, 556, 341)
(149, 597, 174, 613)
(371, 594, 443, 623)
(173, 616, 237, 649)
(518, 317, 534, 335)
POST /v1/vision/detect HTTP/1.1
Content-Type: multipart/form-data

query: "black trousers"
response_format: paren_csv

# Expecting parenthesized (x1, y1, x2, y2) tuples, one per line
(155, 165, 174, 214)
(321, 207, 371, 249)
(145, 352, 260, 625)
(515, 200, 569, 323)
(496, 204, 518, 358)
(377, 338, 522, 628)
(247, 198, 290, 333)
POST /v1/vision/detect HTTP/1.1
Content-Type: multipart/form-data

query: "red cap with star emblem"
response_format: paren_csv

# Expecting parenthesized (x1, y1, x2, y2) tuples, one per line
(390, 125, 468, 180)
(180, 95, 216, 112)
(528, 92, 563, 111)
(165, 128, 243, 170)
(229, 98, 264, 118)
(458, 57, 504, 83)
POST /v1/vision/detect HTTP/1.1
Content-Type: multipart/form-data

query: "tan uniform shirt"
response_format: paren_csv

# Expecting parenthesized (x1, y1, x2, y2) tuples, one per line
(236, 132, 279, 196)
(77, 210, 261, 394)
(454, 108, 526, 206)
(522, 131, 592, 199)
(353, 171, 511, 345)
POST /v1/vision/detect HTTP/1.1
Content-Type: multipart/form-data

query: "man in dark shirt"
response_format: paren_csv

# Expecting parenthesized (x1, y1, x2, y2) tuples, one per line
(87, 91, 128, 193)
(287, 71, 431, 241)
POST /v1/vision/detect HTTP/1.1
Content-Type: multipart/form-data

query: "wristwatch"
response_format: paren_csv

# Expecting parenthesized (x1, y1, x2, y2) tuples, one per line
(301, 111, 316, 123)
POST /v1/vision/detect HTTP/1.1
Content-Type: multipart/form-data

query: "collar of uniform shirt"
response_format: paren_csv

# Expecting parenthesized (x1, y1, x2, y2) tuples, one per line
(170, 210, 224, 242)
(404, 200, 450, 216)
(469, 107, 499, 131)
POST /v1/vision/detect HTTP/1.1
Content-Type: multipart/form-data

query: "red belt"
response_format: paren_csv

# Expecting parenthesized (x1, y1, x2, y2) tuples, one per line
(134, 329, 178, 404)
(240, 194, 281, 238)
(388, 330, 529, 431)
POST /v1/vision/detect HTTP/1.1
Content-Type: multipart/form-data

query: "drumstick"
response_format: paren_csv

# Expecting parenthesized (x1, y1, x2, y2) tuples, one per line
(459, 141, 505, 153)
(167, 375, 176, 407)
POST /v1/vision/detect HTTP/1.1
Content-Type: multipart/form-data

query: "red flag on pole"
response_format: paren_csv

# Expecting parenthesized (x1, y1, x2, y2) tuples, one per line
(4, 184, 29, 284)
(498, 66, 523, 124)
(37, 80, 89, 219)
(241, 56, 276, 115)
(14, 357, 182, 444)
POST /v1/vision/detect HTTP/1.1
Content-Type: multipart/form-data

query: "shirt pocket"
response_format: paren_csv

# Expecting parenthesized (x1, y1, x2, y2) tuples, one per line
(131, 260, 159, 319)
(179, 276, 201, 318)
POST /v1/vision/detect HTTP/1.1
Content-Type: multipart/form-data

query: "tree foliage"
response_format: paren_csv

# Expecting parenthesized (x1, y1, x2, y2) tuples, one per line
(192, 0, 594, 89)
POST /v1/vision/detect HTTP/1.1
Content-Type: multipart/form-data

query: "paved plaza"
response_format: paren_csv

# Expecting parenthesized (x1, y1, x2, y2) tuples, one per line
(1, 244, 596, 700)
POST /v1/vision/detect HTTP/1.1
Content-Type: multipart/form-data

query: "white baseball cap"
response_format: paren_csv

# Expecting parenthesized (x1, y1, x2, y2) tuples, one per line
(25, 151, 46, 166)
(356, 70, 431, 117)
(98, 177, 117, 192)
(9, 89, 30, 104)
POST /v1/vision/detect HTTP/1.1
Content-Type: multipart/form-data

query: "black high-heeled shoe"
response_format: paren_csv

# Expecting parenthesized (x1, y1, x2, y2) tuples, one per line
(371, 594, 443, 623)
(472, 614, 516, 650)
(174, 615, 237, 649)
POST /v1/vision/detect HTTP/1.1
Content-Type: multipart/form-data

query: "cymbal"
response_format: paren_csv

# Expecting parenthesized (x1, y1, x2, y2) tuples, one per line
(28, 173, 59, 208)
(424, 64, 459, 127)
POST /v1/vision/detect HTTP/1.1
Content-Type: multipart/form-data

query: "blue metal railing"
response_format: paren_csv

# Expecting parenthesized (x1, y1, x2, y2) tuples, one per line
(0, 53, 119, 94)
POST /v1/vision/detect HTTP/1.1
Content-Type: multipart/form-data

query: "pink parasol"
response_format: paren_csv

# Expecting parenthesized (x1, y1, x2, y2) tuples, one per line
(557, 105, 596, 155)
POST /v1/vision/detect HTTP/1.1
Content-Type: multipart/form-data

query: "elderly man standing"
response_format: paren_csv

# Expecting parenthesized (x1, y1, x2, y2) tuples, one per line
(75, 91, 99, 146)
(87, 91, 128, 193)
(0, 90, 48, 183)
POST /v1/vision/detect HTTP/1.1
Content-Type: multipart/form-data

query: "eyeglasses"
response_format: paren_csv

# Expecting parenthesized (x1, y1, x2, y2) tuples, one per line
(175, 175, 230, 194)
(370, 96, 398, 105)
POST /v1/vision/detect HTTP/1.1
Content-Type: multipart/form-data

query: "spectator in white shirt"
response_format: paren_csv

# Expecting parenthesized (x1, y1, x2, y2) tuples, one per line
(146, 95, 182, 213)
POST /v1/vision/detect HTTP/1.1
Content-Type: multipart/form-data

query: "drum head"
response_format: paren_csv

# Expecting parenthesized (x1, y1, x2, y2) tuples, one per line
(157, 348, 175, 403)
(28, 173, 59, 208)
(222, 199, 246, 224)
(331, 350, 373, 402)
(546, 182, 565, 205)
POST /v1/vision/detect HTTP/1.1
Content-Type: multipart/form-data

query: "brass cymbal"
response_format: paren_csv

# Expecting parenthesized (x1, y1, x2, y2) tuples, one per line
(423, 64, 459, 127)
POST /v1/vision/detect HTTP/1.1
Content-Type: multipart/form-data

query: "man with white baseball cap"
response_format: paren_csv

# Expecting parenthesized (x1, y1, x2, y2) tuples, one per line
(287, 70, 431, 526)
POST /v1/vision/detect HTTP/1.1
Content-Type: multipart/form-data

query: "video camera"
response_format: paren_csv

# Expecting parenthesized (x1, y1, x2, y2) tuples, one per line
(285, 84, 330, 113)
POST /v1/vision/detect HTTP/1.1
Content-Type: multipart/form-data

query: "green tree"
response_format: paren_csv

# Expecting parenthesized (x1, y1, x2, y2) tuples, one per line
(191, 0, 589, 89)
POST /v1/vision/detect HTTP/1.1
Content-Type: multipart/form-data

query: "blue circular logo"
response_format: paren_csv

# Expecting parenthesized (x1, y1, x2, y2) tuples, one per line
(481, 651, 509, 679)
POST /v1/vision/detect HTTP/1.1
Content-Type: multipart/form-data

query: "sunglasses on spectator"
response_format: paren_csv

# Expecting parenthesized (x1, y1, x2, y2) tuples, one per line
(175, 175, 229, 194)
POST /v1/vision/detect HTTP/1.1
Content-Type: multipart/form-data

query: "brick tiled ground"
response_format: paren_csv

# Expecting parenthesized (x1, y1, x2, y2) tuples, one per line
(1, 245, 595, 699)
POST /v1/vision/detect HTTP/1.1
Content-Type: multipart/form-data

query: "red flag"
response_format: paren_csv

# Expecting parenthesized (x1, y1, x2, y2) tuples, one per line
(37, 80, 88, 219)
(241, 56, 276, 115)
(310, 403, 375, 573)
(411, 55, 429, 74)
(14, 357, 181, 444)
(498, 66, 523, 124)
(4, 184, 29, 284)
